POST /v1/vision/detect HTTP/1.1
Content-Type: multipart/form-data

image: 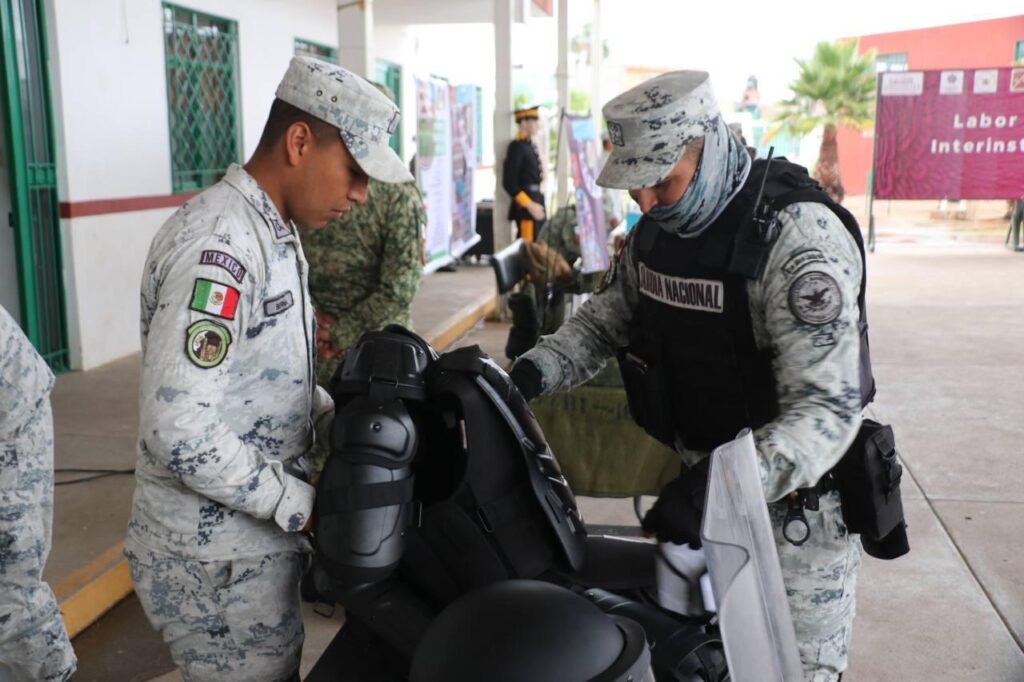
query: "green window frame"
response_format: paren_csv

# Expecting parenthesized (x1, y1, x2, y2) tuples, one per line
(295, 38, 336, 63)
(1015, 40, 1024, 65)
(0, 0, 68, 370)
(162, 3, 241, 193)
(875, 52, 908, 73)
(375, 59, 402, 157)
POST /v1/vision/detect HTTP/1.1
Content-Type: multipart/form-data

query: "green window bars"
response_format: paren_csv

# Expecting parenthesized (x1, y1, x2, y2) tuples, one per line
(163, 4, 241, 193)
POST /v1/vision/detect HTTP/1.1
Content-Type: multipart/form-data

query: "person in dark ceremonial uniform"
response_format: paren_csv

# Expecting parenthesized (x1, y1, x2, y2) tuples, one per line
(503, 105, 546, 241)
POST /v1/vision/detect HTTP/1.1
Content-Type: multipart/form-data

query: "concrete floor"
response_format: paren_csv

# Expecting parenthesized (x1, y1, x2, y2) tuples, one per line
(58, 241, 1024, 680)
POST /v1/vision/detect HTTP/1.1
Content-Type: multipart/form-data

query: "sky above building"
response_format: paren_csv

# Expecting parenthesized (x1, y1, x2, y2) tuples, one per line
(597, 1, 1023, 104)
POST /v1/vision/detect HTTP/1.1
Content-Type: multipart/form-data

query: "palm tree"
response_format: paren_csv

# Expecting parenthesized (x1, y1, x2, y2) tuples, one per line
(765, 40, 876, 202)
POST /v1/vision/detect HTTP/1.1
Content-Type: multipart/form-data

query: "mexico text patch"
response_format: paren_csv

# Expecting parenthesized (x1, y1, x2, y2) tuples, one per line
(788, 271, 842, 325)
(190, 278, 240, 320)
(638, 263, 723, 313)
(199, 250, 247, 283)
(185, 320, 232, 369)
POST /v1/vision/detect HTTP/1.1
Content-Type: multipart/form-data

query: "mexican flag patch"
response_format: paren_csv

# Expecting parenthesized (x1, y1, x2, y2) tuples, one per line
(189, 278, 240, 320)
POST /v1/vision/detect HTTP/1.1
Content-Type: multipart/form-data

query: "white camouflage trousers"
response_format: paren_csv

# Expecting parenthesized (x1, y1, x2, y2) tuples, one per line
(770, 490, 860, 682)
(125, 541, 307, 682)
(0, 402, 76, 682)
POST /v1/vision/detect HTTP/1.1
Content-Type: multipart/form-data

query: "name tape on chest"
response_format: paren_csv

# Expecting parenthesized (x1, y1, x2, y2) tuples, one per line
(264, 291, 294, 316)
(638, 263, 724, 313)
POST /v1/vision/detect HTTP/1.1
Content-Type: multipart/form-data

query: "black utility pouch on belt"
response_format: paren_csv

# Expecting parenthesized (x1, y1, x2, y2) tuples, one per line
(832, 419, 909, 560)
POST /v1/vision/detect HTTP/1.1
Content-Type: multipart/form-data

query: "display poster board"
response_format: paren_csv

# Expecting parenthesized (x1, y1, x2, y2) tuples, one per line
(566, 115, 609, 273)
(450, 84, 480, 257)
(874, 67, 1024, 199)
(416, 76, 454, 271)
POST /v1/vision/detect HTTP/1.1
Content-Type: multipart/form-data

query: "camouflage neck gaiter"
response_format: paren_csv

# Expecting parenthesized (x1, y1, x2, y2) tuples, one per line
(646, 115, 751, 239)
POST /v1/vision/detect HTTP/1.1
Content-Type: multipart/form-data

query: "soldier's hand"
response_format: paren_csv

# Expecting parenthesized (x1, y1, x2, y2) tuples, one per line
(527, 201, 546, 221)
(509, 358, 543, 402)
(641, 458, 711, 548)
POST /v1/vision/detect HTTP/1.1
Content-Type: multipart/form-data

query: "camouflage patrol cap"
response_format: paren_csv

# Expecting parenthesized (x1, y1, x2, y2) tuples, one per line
(597, 70, 719, 190)
(276, 56, 413, 183)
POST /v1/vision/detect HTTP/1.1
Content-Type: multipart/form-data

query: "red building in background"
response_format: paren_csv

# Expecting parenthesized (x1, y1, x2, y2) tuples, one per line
(839, 16, 1024, 196)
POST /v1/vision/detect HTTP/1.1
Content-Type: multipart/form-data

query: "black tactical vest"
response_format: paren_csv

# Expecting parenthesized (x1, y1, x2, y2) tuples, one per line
(619, 159, 875, 452)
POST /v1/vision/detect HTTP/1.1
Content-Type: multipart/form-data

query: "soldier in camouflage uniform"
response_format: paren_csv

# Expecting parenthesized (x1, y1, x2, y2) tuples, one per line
(0, 306, 76, 681)
(304, 176, 425, 390)
(510, 71, 865, 682)
(126, 56, 412, 681)
(530, 204, 607, 334)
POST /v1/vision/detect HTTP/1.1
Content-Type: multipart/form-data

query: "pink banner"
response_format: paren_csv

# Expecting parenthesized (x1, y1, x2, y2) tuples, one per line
(873, 67, 1024, 199)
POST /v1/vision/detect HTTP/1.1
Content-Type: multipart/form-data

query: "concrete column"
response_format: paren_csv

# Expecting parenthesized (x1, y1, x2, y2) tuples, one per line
(493, 0, 514, 252)
(337, 0, 375, 79)
(555, 0, 570, 211)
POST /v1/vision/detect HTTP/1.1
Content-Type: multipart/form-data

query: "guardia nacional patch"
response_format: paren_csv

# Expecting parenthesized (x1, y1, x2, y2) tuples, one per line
(185, 320, 232, 369)
(788, 271, 842, 325)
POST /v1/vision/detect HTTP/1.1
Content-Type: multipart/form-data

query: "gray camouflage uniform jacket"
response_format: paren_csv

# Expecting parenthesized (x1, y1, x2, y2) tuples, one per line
(1, 305, 76, 680)
(129, 164, 332, 560)
(521, 201, 863, 502)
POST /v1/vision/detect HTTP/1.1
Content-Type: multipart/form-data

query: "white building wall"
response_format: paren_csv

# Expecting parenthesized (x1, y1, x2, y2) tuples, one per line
(375, 22, 502, 200)
(47, 0, 336, 369)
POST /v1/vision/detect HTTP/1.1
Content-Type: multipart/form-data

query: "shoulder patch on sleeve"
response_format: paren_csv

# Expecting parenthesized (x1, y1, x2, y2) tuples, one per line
(788, 271, 842, 325)
(189, 278, 240, 320)
(781, 248, 828, 277)
(199, 250, 247, 283)
(595, 259, 618, 294)
(185, 320, 232, 368)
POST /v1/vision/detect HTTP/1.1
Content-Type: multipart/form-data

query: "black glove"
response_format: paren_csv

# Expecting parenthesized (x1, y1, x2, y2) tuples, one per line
(509, 358, 543, 402)
(642, 458, 711, 548)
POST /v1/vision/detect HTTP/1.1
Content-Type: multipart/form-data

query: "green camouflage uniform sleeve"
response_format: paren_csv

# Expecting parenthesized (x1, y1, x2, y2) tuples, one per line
(749, 202, 864, 502)
(517, 232, 639, 393)
(328, 181, 425, 351)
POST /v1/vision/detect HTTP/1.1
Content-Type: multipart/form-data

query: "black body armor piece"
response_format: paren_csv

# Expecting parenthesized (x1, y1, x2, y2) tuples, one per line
(312, 329, 432, 590)
(619, 158, 876, 451)
(312, 327, 586, 604)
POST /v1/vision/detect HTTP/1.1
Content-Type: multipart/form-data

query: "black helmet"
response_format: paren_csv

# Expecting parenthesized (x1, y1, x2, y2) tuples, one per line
(410, 580, 654, 682)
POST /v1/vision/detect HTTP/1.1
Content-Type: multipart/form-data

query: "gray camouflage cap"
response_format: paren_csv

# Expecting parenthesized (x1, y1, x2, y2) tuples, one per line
(276, 56, 413, 183)
(597, 70, 719, 190)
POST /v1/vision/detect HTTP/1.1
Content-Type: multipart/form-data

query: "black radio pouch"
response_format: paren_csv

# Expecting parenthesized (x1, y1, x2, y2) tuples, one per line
(832, 419, 909, 560)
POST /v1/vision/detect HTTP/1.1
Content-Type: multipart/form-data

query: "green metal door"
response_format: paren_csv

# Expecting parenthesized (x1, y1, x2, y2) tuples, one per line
(0, 0, 68, 371)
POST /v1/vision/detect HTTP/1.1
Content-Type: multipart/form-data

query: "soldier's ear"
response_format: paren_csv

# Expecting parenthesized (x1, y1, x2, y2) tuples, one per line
(284, 121, 312, 166)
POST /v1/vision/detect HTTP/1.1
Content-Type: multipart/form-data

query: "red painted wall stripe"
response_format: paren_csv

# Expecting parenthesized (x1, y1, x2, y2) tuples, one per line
(59, 192, 199, 219)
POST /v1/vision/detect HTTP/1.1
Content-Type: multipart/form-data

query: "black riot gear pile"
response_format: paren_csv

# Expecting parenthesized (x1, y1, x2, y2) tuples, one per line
(304, 326, 727, 682)
(410, 580, 655, 682)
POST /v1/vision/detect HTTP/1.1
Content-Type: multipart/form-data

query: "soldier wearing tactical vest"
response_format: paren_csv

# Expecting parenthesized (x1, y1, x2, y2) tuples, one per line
(510, 71, 870, 681)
